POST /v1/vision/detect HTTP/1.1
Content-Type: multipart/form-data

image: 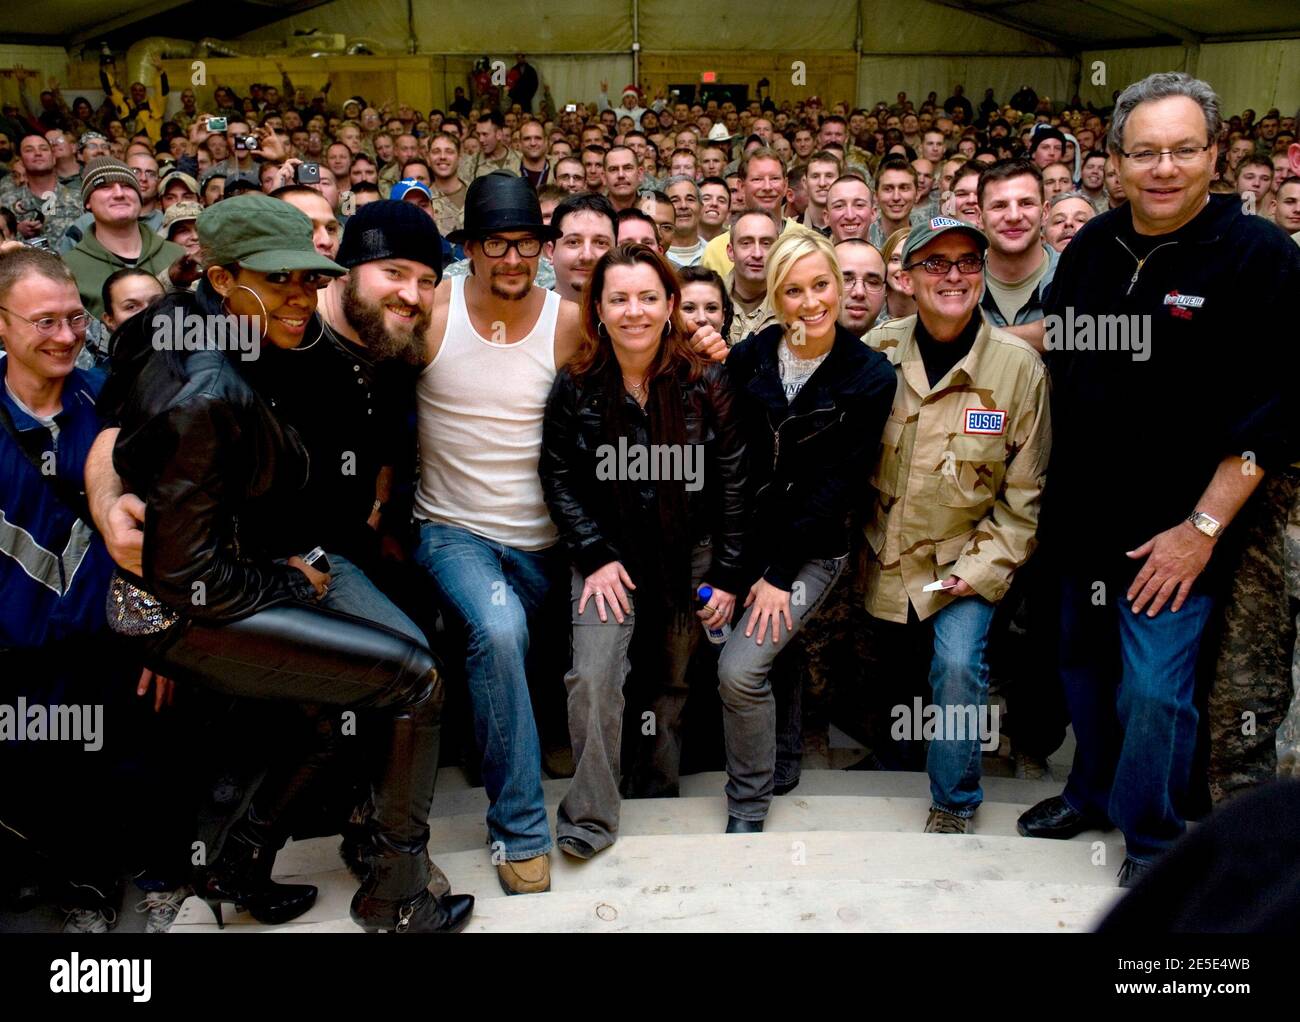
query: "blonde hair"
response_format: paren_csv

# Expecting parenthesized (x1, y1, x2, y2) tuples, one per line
(764, 228, 843, 322)
(881, 227, 911, 270)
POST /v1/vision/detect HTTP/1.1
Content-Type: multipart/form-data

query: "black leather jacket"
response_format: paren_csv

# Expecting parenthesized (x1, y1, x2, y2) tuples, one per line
(540, 360, 748, 597)
(726, 322, 896, 590)
(102, 286, 319, 622)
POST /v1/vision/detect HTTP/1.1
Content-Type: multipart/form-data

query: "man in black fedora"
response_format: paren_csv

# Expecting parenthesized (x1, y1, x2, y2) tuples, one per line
(410, 172, 573, 896)
(409, 173, 727, 895)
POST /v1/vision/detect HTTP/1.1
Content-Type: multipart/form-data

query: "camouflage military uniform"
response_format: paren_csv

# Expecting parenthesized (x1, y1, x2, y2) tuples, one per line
(429, 181, 467, 239)
(377, 161, 401, 198)
(909, 194, 942, 227)
(457, 147, 523, 185)
(867, 218, 909, 250)
(0, 177, 83, 247)
(862, 315, 1050, 622)
(724, 270, 778, 347)
(1208, 468, 1300, 802)
(857, 314, 1050, 795)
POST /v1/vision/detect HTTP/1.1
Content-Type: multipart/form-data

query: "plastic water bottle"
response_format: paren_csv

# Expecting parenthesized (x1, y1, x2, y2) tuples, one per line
(697, 585, 731, 646)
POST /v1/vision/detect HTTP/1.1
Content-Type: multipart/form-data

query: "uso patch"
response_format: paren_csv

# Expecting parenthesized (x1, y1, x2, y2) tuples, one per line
(964, 408, 1006, 435)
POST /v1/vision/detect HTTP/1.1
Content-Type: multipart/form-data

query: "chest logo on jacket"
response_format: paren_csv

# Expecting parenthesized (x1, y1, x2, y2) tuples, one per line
(1163, 291, 1205, 321)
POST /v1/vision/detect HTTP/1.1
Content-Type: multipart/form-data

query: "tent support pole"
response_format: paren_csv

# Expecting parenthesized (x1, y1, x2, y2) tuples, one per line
(854, 3, 863, 108)
(632, 0, 640, 86)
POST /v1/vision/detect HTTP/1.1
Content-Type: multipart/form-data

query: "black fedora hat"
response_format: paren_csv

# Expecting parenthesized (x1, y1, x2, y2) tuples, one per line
(447, 171, 561, 244)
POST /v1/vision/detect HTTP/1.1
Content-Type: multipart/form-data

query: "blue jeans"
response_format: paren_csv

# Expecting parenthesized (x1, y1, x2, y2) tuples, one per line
(320, 553, 426, 646)
(926, 595, 998, 817)
(414, 522, 555, 859)
(1058, 574, 1215, 862)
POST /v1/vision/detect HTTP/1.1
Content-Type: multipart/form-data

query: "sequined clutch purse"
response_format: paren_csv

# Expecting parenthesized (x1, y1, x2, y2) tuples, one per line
(107, 571, 182, 637)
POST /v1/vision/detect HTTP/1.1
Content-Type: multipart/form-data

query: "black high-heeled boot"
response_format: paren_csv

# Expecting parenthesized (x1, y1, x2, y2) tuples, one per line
(349, 833, 473, 933)
(350, 681, 472, 933)
(198, 810, 317, 929)
(199, 709, 342, 928)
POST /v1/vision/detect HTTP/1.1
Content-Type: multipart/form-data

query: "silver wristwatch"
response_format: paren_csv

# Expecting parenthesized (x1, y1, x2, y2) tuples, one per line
(1187, 511, 1222, 538)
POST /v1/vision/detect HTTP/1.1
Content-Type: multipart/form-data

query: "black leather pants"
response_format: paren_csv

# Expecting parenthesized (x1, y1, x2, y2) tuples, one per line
(147, 602, 442, 855)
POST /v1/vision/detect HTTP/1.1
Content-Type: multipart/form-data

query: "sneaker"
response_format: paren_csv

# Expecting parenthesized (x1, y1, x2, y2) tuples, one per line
(135, 886, 193, 933)
(924, 808, 971, 834)
(62, 905, 117, 933)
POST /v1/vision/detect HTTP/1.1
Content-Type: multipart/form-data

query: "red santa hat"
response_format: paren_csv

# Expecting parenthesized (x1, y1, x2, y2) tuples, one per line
(621, 84, 641, 100)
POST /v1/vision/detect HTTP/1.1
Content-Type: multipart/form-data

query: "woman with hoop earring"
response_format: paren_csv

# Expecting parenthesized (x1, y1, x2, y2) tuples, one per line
(99, 194, 474, 933)
(540, 242, 748, 858)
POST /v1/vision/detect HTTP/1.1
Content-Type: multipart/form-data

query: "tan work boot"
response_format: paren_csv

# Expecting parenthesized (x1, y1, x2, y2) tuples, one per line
(497, 854, 551, 895)
(924, 807, 970, 834)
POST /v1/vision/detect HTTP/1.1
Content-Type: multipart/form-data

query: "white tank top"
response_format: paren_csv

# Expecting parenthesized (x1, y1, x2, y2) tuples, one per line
(414, 275, 561, 551)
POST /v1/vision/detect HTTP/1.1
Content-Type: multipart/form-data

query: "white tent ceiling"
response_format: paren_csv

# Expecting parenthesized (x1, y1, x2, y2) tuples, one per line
(1, 0, 1296, 49)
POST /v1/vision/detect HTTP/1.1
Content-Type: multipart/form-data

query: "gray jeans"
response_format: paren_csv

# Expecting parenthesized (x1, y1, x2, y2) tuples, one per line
(718, 556, 846, 820)
(556, 542, 712, 852)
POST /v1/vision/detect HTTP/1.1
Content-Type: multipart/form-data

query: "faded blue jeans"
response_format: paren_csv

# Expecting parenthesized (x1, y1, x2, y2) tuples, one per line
(924, 595, 998, 818)
(320, 553, 426, 645)
(414, 522, 556, 860)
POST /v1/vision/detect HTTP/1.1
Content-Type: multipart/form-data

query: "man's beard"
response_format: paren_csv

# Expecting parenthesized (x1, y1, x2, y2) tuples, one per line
(488, 266, 532, 301)
(341, 275, 430, 365)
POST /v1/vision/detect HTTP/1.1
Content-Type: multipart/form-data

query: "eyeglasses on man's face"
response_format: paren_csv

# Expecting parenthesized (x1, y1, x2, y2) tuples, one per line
(904, 253, 985, 276)
(481, 236, 542, 258)
(0, 306, 92, 336)
(1117, 143, 1211, 168)
(843, 273, 886, 293)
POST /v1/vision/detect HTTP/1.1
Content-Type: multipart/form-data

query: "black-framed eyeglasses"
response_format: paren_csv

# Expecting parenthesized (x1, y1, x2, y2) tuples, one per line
(480, 236, 543, 258)
(903, 254, 985, 276)
(1117, 143, 1212, 167)
(0, 305, 91, 335)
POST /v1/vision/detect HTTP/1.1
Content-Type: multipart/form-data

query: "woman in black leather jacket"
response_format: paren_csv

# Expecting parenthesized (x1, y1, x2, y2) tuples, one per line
(98, 194, 472, 933)
(540, 243, 746, 858)
(717, 227, 897, 833)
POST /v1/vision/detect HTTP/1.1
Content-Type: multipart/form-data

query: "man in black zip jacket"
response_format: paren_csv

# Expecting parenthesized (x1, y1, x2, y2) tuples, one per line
(1017, 73, 1300, 888)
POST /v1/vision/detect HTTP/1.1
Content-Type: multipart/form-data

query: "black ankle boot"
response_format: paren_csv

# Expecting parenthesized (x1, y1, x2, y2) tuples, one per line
(349, 834, 473, 934)
(199, 813, 317, 929)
